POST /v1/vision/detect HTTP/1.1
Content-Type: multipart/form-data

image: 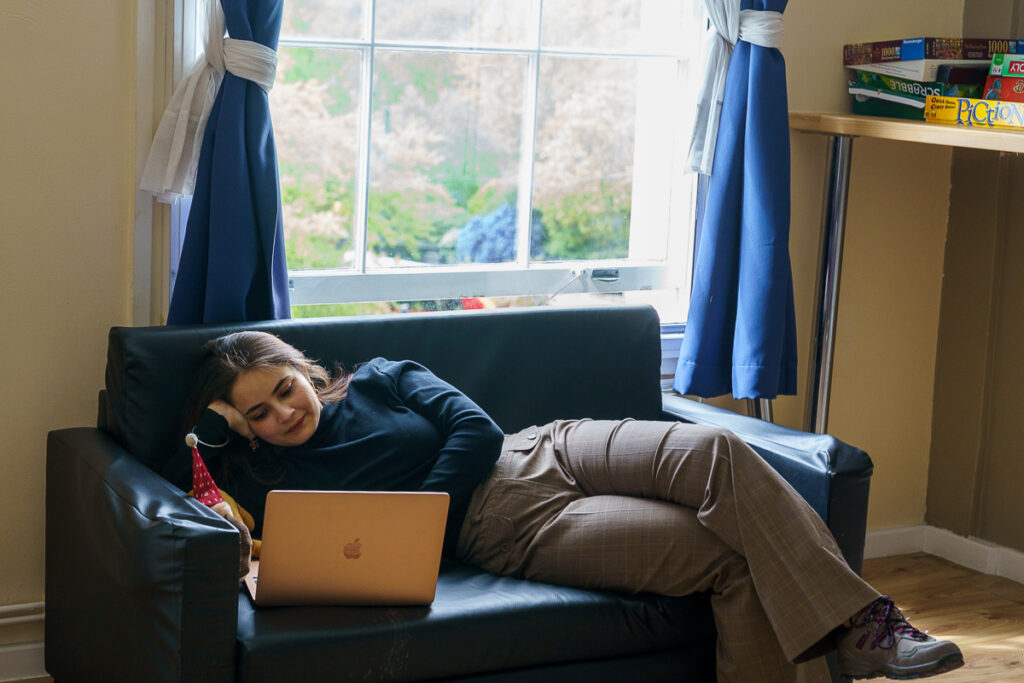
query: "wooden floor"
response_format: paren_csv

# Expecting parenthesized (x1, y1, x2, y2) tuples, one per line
(15, 553, 1024, 682)
(862, 553, 1024, 682)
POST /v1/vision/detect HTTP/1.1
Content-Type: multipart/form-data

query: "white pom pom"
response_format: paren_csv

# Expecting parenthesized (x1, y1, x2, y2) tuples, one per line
(185, 433, 198, 448)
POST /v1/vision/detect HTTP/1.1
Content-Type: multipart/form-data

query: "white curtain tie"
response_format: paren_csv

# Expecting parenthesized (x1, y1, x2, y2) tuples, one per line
(687, 8, 784, 176)
(738, 10, 783, 49)
(140, 1, 278, 201)
(224, 38, 278, 93)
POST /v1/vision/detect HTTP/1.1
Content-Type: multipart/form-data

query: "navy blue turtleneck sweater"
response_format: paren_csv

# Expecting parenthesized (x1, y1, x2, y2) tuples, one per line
(166, 358, 505, 553)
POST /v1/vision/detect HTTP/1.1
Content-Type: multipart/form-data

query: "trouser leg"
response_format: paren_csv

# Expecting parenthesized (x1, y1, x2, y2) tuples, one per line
(457, 421, 881, 661)
(518, 494, 829, 682)
(544, 419, 879, 660)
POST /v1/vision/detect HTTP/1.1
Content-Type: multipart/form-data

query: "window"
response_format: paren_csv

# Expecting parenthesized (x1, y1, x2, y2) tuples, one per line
(168, 0, 704, 323)
(274, 0, 703, 322)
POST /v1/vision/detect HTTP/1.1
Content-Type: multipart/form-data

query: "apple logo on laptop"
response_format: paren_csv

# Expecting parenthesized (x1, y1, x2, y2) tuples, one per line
(344, 538, 362, 559)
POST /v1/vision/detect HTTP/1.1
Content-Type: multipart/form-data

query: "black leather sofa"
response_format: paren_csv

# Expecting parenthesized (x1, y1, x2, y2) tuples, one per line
(45, 305, 872, 682)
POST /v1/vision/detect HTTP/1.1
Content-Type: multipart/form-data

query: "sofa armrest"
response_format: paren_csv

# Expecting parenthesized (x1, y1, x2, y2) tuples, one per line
(46, 428, 239, 683)
(661, 394, 873, 574)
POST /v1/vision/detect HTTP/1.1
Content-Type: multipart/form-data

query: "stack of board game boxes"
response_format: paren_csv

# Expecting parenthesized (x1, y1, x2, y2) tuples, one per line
(843, 37, 1017, 120)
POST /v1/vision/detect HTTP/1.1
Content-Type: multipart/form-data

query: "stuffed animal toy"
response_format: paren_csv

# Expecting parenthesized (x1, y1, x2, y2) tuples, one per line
(186, 433, 259, 578)
(210, 489, 261, 558)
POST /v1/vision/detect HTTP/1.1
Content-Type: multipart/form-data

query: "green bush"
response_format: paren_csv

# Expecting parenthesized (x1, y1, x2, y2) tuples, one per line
(537, 184, 631, 260)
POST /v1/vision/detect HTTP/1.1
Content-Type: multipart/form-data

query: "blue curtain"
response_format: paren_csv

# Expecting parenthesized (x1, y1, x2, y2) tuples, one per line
(168, 0, 290, 324)
(673, 0, 796, 400)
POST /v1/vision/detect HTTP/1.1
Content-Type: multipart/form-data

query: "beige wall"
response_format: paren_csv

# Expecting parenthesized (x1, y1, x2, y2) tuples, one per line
(774, 0, 965, 530)
(0, 1, 134, 644)
(971, 153, 1024, 550)
(925, 148, 1006, 538)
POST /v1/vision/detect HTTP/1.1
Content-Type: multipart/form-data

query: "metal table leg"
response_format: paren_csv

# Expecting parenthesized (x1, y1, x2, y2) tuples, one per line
(805, 134, 854, 434)
(746, 398, 775, 423)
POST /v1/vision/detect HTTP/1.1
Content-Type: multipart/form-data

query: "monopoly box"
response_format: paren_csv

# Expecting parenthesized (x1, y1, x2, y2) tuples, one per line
(989, 53, 1024, 76)
(984, 54, 1024, 102)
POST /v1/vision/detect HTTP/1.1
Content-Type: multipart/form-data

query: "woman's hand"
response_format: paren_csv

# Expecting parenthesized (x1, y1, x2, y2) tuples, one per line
(212, 504, 253, 580)
(208, 399, 255, 440)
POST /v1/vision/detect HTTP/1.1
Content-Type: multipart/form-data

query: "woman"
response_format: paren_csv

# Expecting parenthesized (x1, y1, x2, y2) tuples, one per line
(168, 331, 963, 683)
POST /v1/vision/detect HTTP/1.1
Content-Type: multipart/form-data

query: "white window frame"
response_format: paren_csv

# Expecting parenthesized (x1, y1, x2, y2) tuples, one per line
(139, 1, 700, 322)
(134, 0, 203, 325)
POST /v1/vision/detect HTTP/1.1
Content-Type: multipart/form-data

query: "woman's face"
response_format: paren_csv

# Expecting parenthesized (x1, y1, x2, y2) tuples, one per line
(229, 365, 322, 447)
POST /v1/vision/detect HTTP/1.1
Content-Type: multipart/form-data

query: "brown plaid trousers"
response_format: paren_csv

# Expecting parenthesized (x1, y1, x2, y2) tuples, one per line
(456, 420, 880, 682)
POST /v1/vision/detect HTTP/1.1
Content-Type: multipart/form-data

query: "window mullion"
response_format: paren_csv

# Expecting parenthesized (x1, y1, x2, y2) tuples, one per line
(353, 5, 377, 275)
(514, 0, 543, 269)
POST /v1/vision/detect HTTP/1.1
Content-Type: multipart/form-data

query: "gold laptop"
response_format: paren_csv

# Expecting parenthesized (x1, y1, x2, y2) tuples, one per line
(244, 490, 449, 607)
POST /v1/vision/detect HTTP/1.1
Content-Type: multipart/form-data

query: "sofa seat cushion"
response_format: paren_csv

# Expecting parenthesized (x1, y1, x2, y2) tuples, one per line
(236, 560, 715, 683)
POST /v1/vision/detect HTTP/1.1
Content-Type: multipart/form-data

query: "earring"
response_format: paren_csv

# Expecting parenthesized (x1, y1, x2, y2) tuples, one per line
(249, 437, 259, 451)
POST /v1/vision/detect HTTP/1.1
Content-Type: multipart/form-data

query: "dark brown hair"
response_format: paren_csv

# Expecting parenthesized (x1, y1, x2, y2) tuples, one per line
(183, 331, 352, 486)
(184, 331, 350, 429)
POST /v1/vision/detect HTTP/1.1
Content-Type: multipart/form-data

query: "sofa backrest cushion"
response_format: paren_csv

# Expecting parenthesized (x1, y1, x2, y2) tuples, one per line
(104, 305, 664, 473)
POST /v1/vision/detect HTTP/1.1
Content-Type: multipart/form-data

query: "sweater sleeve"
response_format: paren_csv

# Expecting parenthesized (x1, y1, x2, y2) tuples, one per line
(385, 360, 504, 544)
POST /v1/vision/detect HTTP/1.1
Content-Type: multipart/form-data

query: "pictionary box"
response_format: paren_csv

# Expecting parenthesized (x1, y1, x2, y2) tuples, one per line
(924, 94, 1024, 130)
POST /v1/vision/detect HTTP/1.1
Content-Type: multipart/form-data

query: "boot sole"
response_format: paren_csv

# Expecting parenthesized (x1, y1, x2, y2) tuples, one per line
(844, 652, 965, 680)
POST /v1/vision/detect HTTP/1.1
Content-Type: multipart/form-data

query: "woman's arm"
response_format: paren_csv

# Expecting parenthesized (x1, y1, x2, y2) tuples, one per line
(388, 361, 505, 543)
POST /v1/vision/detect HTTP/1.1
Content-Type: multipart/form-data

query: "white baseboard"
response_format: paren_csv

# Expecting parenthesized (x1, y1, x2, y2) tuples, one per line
(865, 524, 1024, 585)
(0, 642, 45, 682)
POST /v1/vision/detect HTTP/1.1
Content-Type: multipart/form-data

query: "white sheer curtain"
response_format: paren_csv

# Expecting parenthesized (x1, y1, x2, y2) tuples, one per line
(687, 1, 783, 176)
(139, 0, 225, 202)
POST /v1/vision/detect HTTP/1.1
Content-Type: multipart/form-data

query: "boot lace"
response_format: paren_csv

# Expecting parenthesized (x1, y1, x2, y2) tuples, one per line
(853, 596, 929, 650)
